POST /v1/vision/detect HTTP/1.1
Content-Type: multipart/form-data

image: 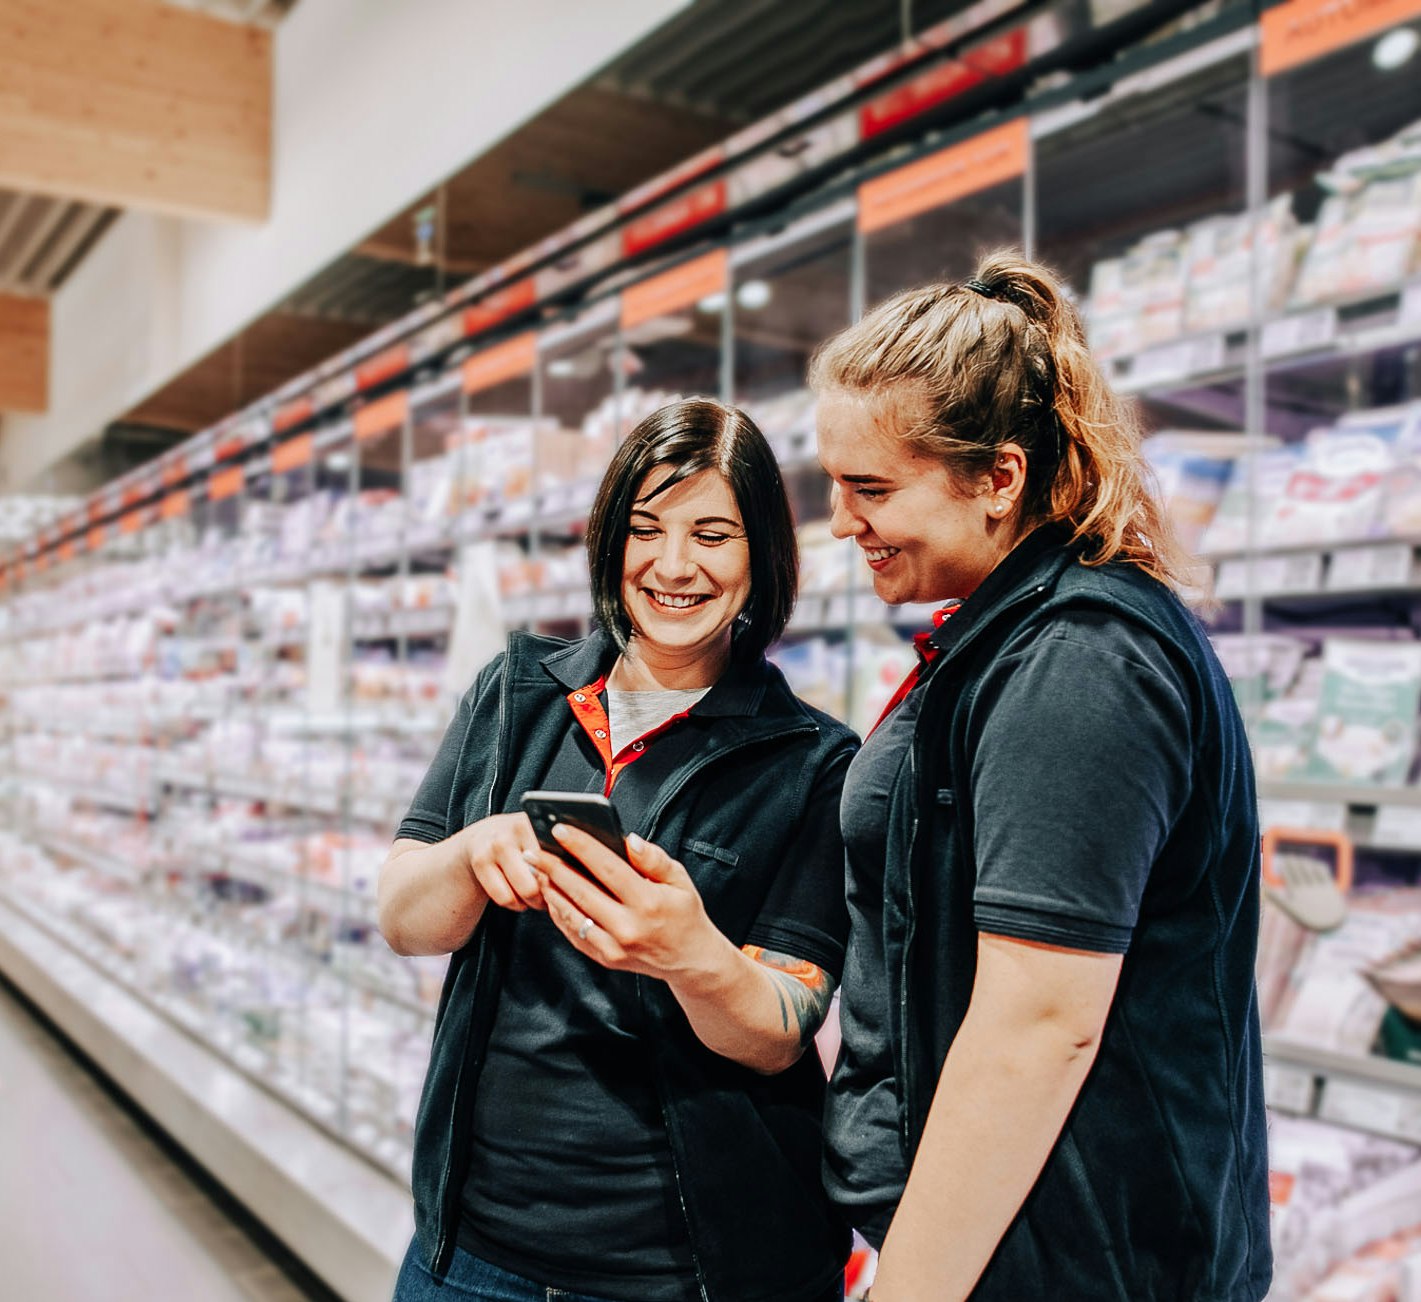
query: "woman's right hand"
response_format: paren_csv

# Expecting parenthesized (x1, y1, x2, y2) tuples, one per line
(458, 812, 547, 912)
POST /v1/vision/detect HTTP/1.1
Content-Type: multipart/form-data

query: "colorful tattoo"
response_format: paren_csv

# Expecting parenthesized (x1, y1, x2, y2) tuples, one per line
(743, 945, 835, 1047)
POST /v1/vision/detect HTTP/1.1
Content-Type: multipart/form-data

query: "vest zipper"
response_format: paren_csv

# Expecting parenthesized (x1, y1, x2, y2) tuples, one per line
(640, 716, 818, 1302)
(434, 657, 513, 1275)
(651, 1052, 713, 1302)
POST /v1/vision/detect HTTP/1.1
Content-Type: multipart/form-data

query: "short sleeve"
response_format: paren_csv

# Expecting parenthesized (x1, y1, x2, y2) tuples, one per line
(969, 614, 1192, 954)
(395, 697, 473, 845)
(744, 739, 856, 979)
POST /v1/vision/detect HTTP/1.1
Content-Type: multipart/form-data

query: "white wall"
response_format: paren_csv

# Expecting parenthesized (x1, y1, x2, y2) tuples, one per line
(0, 0, 688, 491)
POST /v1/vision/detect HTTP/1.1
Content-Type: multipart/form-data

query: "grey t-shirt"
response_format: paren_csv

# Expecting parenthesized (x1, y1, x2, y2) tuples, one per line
(606, 686, 710, 755)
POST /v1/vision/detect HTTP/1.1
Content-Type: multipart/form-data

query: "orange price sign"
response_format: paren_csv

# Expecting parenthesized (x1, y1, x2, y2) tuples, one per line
(271, 433, 315, 476)
(354, 388, 410, 442)
(161, 490, 190, 520)
(461, 333, 538, 395)
(857, 118, 1029, 234)
(119, 509, 147, 535)
(463, 279, 537, 339)
(208, 465, 244, 501)
(1261, 0, 1421, 74)
(87, 525, 106, 552)
(356, 343, 411, 391)
(56, 541, 75, 563)
(620, 249, 728, 331)
(273, 396, 314, 434)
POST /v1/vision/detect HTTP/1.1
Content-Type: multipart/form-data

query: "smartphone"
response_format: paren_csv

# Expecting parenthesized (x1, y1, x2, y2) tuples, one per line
(521, 791, 628, 873)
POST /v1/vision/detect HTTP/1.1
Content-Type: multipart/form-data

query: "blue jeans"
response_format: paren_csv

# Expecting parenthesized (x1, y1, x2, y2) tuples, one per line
(392, 1239, 844, 1302)
(392, 1240, 659, 1301)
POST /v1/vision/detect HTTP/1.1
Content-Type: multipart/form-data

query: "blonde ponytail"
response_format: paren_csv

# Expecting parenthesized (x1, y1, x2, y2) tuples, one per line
(808, 249, 1192, 592)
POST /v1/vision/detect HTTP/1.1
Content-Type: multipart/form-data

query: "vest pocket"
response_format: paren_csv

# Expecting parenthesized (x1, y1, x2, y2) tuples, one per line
(684, 838, 740, 866)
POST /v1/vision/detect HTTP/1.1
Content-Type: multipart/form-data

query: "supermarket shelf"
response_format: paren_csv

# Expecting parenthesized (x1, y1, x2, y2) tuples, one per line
(196, 845, 380, 925)
(1210, 540, 1419, 602)
(1259, 781, 1421, 811)
(33, 831, 147, 884)
(351, 604, 455, 641)
(1264, 1036, 1421, 1147)
(0, 888, 411, 1301)
(1109, 281, 1421, 399)
(152, 762, 410, 827)
(16, 767, 156, 816)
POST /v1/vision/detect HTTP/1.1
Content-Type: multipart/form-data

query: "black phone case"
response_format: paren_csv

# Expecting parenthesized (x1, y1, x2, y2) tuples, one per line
(522, 796, 626, 865)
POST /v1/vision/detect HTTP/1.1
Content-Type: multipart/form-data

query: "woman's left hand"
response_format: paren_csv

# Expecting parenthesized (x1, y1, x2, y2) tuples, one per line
(526, 826, 727, 982)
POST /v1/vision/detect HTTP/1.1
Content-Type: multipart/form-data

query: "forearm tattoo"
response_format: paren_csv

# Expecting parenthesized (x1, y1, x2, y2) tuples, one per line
(743, 945, 836, 1047)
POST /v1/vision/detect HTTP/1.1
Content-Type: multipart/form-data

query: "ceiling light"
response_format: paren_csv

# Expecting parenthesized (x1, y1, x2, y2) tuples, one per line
(697, 292, 728, 314)
(1373, 26, 1419, 69)
(736, 280, 773, 311)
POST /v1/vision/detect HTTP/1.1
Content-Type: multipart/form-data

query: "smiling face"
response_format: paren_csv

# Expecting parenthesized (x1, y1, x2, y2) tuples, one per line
(619, 466, 751, 678)
(817, 386, 1021, 605)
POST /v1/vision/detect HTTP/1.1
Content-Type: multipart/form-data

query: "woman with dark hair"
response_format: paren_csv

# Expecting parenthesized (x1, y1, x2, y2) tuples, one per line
(379, 397, 855, 1302)
(812, 253, 1272, 1301)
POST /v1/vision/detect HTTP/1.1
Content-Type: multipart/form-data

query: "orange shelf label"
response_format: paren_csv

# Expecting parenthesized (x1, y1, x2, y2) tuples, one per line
(56, 541, 75, 563)
(463, 279, 536, 338)
(87, 525, 106, 551)
(271, 433, 315, 476)
(208, 465, 244, 501)
(1262, 0, 1421, 74)
(858, 118, 1028, 234)
(620, 249, 728, 331)
(119, 509, 147, 535)
(161, 457, 187, 488)
(354, 388, 410, 442)
(273, 396, 314, 434)
(214, 436, 245, 463)
(356, 344, 410, 392)
(33, 553, 48, 573)
(87, 500, 103, 524)
(462, 332, 537, 395)
(161, 490, 190, 520)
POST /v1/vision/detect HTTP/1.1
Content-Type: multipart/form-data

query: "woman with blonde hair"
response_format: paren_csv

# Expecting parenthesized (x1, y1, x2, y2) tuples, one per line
(814, 251, 1271, 1301)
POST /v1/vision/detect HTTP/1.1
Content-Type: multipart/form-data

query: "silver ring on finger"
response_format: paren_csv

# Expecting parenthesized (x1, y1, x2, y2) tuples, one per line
(577, 915, 594, 941)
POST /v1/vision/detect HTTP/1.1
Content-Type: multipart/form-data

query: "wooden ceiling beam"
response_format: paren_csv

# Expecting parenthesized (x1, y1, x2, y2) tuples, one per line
(0, 293, 48, 412)
(0, 0, 270, 222)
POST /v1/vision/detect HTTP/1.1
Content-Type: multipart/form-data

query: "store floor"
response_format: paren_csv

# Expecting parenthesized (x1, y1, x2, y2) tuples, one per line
(0, 978, 340, 1302)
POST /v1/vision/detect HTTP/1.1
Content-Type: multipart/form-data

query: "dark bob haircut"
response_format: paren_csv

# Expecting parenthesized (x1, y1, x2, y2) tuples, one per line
(585, 397, 798, 661)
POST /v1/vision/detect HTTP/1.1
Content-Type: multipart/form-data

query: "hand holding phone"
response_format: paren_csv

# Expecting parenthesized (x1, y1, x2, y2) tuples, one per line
(520, 791, 627, 877)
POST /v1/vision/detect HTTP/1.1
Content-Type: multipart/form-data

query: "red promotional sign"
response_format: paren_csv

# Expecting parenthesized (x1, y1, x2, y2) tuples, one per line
(859, 29, 1028, 138)
(621, 181, 728, 258)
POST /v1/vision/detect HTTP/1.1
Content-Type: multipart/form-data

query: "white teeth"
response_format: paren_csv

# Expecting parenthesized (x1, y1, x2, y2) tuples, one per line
(648, 590, 710, 610)
(864, 547, 901, 562)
